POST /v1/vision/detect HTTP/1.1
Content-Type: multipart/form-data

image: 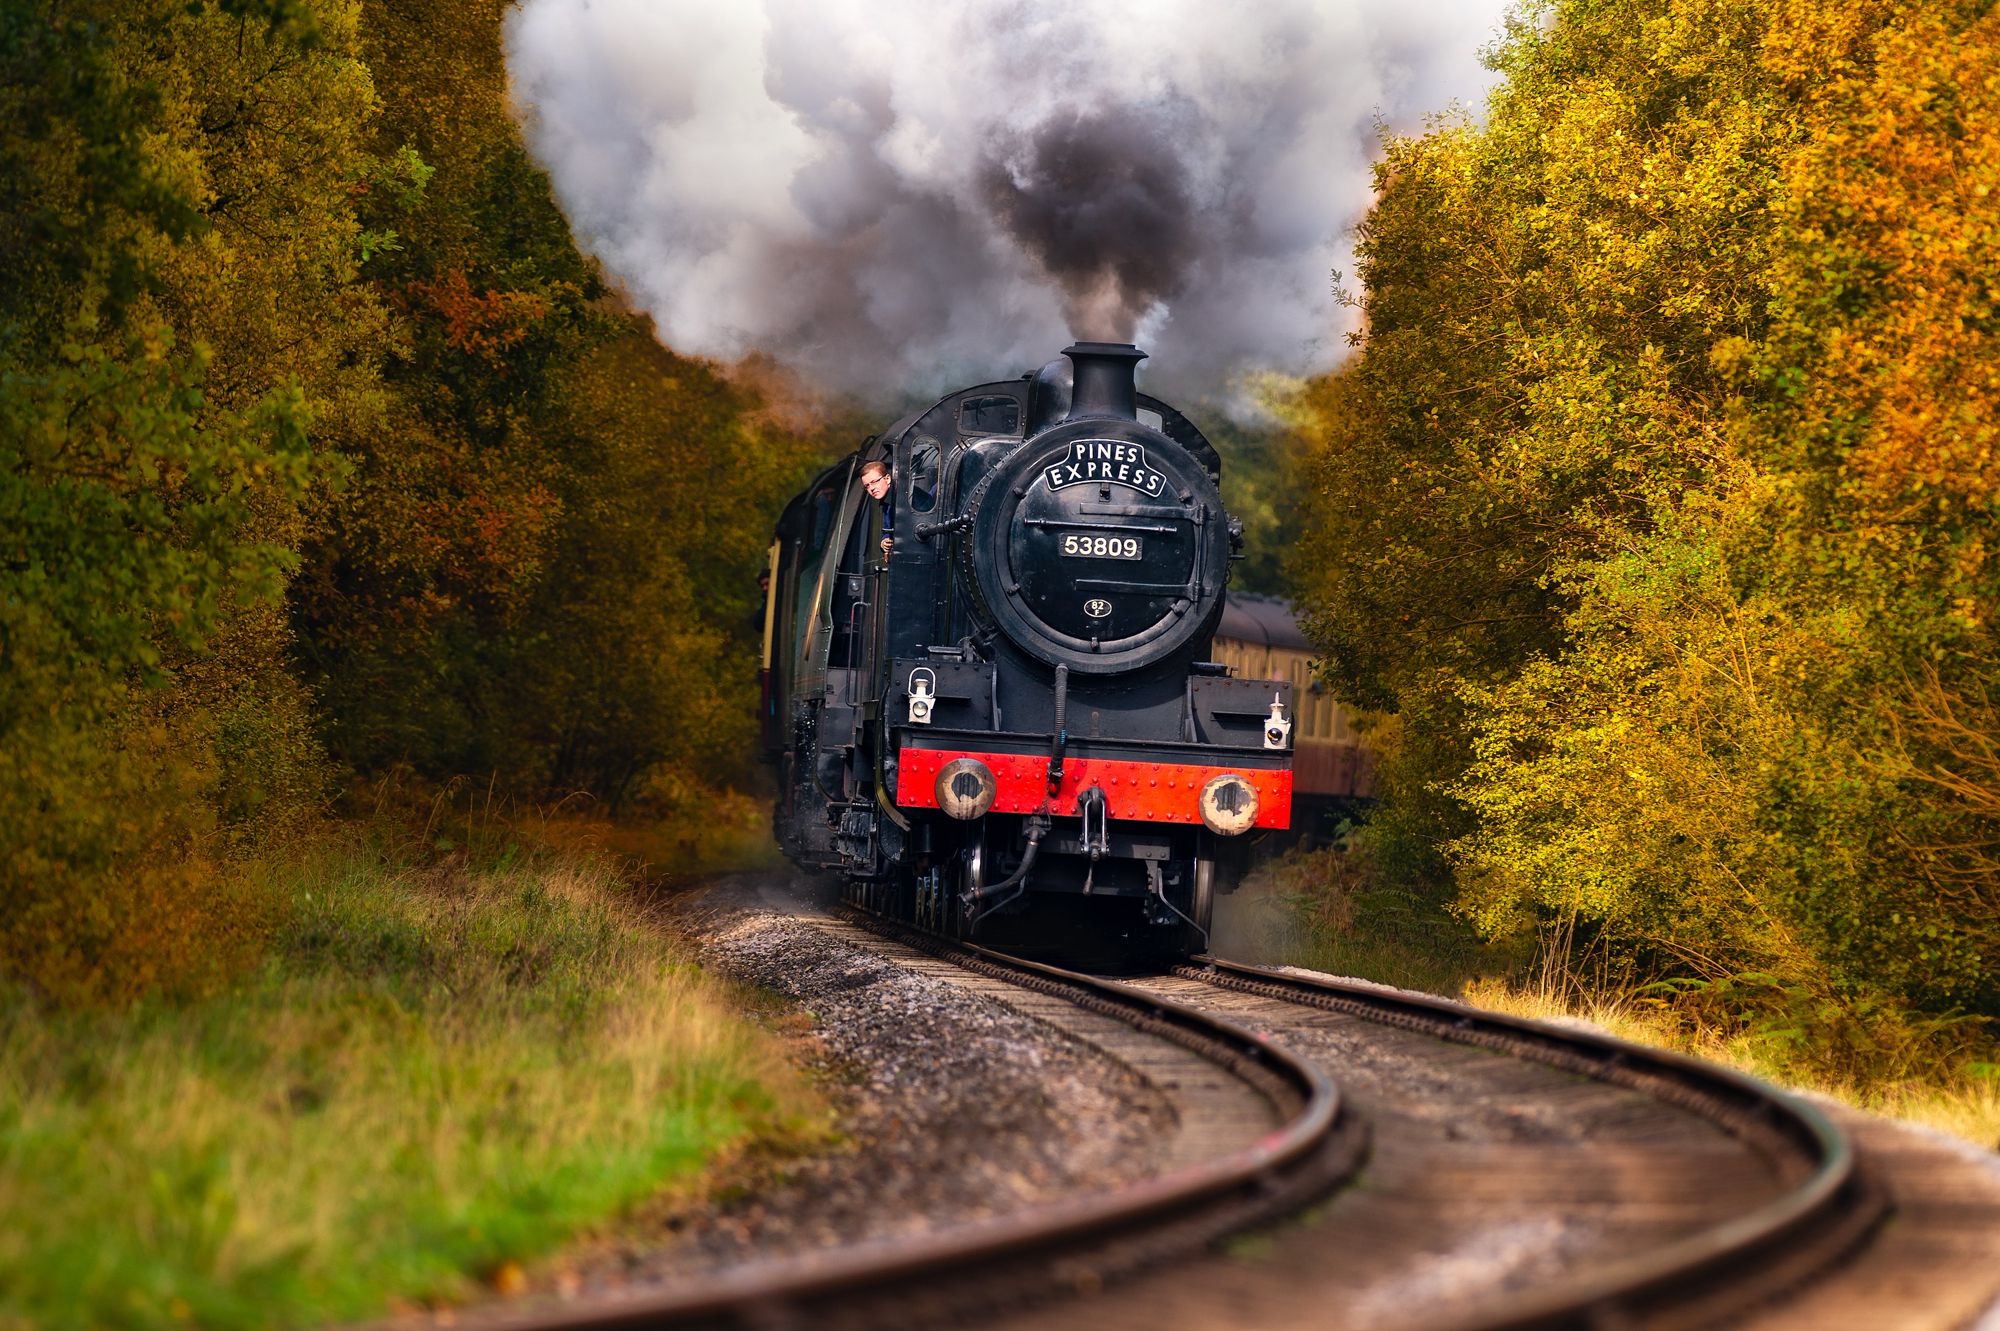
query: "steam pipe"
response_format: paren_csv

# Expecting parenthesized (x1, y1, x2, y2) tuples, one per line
(1047, 663, 1069, 798)
(966, 814, 1047, 924)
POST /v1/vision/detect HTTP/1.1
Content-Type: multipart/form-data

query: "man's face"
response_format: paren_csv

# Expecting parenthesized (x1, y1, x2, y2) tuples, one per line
(863, 470, 891, 500)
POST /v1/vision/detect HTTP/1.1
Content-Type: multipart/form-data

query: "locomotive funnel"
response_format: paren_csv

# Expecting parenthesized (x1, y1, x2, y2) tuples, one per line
(1062, 342, 1146, 422)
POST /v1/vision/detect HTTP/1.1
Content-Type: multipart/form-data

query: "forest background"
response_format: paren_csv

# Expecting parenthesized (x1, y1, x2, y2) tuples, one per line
(1, 0, 833, 1004)
(3, 0, 1998, 1315)
(7, 0, 2000, 1270)
(1289, 0, 2000, 1104)
(0, 2, 843, 1321)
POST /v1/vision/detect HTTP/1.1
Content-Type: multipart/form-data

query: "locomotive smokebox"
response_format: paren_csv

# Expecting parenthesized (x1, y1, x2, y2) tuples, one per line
(1062, 342, 1146, 422)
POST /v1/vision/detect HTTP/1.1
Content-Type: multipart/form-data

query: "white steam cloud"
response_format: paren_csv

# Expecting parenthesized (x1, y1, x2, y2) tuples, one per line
(505, 0, 1514, 406)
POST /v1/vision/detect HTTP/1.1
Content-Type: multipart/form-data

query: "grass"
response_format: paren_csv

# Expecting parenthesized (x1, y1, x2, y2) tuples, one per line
(1458, 979, 2000, 1151)
(0, 831, 821, 1330)
(1247, 843, 2000, 1154)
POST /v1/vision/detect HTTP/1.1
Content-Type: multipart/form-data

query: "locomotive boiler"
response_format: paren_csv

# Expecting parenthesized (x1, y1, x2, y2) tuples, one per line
(759, 342, 1293, 952)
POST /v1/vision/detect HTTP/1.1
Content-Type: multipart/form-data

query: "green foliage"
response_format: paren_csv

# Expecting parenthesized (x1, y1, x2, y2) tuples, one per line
(287, 0, 822, 802)
(0, 0, 378, 1001)
(289, 0, 589, 735)
(1209, 407, 1308, 597)
(1, 0, 821, 1001)
(1243, 838, 1521, 996)
(501, 333, 818, 801)
(1296, 0, 2000, 1078)
(304, 322, 816, 801)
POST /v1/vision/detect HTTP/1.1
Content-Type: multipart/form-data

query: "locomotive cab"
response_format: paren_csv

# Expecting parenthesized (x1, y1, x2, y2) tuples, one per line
(764, 342, 1293, 953)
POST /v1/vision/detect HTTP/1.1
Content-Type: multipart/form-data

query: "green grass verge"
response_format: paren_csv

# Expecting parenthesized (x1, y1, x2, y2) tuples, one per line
(0, 836, 817, 1330)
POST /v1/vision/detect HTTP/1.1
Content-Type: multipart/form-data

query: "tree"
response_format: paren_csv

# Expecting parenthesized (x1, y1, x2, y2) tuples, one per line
(1295, 0, 2000, 1073)
(0, 0, 381, 999)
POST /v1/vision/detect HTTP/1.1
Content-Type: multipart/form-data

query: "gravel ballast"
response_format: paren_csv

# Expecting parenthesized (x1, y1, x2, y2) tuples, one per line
(564, 872, 1178, 1288)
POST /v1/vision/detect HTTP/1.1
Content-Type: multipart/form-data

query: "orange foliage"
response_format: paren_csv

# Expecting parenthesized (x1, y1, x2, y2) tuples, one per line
(1774, 5, 2000, 516)
(406, 268, 553, 364)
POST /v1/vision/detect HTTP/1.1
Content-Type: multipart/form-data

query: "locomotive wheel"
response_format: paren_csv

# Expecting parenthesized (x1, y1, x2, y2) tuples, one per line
(1165, 856, 1216, 958)
(1190, 855, 1216, 941)
(941, 836, 984, 941)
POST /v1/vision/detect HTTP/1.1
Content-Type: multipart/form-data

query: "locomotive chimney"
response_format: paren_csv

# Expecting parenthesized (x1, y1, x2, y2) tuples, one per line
(1061, 341, 1146, 421)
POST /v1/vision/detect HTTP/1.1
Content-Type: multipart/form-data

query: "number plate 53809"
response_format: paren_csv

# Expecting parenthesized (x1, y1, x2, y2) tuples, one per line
(1059, 532, 1143, 560)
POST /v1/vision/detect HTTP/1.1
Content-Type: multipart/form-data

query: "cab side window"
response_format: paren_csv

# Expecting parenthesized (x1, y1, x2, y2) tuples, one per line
(908, 439, 940, 513)
(790, 478, 840, 675)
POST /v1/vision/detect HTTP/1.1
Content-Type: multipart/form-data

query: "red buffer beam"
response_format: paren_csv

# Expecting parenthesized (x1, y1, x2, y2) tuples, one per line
(896, 748, 1292, 829)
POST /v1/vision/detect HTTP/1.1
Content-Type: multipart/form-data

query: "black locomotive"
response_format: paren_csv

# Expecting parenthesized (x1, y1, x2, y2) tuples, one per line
(758, 342, 1294, 952)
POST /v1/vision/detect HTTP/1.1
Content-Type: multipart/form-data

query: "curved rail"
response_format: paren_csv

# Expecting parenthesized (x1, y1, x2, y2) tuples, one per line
(1182, 956, 1887, 1331)
(452, 921, 1362, 1331)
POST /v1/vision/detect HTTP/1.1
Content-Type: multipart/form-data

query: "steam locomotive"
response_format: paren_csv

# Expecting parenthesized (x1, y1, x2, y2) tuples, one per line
(758, 343, 1294, 953)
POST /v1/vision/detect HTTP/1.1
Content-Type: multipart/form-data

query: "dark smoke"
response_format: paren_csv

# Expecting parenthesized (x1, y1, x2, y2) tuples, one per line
(983, 108, 1200, 341)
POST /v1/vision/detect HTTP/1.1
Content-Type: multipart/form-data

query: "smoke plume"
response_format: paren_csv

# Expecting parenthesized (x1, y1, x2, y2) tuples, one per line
(505, 0, 1514, 407)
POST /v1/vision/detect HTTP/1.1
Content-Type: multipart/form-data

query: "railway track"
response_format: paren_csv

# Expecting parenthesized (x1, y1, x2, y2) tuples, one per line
(443, 886, 1888, 1331)
(1141, 957, 1884, 1330)
(459, 907, 1365, 1331)
(960, 945, 1883, 1331)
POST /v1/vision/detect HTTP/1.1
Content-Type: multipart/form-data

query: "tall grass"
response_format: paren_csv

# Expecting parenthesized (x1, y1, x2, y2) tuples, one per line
(1458, 980, 2000, 1151)
(0, 834, 817, 1330)
(1261, 842, 2000, 1152)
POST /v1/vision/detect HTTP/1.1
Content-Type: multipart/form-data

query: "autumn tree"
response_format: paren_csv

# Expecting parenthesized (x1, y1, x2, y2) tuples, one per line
(1297, 0, 2000, 1074)
(0, 0, 385, 998)
(289, 0, 824, 803)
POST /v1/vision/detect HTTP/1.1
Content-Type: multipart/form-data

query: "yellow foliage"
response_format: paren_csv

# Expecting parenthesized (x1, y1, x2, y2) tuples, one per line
(1295, 0, 2000, 1079)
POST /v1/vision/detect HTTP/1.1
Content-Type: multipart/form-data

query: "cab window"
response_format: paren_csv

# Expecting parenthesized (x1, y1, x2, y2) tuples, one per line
(908, 439, 941, 513)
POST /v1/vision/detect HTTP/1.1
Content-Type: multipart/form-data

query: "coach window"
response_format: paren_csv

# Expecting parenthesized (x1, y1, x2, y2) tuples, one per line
(908, 439, 940, 513)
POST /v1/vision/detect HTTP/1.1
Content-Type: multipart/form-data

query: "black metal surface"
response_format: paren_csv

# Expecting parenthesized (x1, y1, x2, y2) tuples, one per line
(1062, 341, 1146, 421)
(764, 342, 1273, 952)
(963, 415, 1226, 673)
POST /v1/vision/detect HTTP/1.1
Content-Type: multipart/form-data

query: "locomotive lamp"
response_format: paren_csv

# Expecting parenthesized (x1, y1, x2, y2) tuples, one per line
(906, 668, 937, 725)
(1198, 773, 1260, 836)
(935, 758, 998, 820)
(1264, 694, 1292, 750)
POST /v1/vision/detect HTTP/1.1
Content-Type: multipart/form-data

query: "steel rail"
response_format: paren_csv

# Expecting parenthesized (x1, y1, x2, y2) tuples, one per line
(437, 920, 1360, 1331)
(1181, 955, 1888, 1331)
